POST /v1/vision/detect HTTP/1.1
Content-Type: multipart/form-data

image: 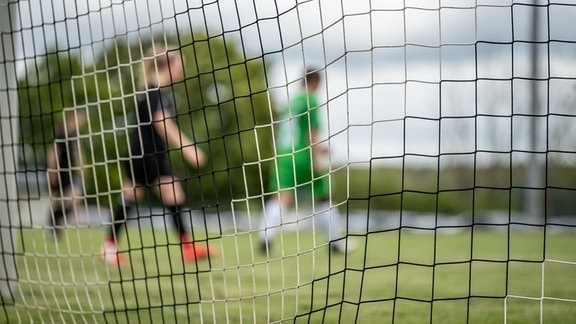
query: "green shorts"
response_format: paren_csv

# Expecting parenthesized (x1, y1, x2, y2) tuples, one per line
(268, 150, 329, 200)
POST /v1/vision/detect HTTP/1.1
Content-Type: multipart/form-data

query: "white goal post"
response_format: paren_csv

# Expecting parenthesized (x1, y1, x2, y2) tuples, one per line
(0, 0, 19, 299)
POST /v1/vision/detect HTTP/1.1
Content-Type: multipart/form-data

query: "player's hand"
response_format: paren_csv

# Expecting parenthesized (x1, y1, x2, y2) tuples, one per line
(182, 145, 207, 168)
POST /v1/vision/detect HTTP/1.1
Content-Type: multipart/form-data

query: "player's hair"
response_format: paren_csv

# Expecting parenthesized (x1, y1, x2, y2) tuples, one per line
(141, 45, 181, 88)
(303, 68, 321, 87)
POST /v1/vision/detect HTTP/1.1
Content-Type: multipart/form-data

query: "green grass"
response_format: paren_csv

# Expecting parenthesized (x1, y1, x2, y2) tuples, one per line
(2, 227, 576, 323)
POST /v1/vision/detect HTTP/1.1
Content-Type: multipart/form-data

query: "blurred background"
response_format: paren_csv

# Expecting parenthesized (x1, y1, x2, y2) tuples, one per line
(9, 0, 576, 230)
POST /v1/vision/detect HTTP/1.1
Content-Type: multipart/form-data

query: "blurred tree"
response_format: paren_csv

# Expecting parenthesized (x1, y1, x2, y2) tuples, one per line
(176, 33, 273, 209)
(18, 49, 86, 168)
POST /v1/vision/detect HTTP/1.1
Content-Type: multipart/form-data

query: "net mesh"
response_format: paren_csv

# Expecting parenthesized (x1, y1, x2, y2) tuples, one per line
(1, 0, 576, 323)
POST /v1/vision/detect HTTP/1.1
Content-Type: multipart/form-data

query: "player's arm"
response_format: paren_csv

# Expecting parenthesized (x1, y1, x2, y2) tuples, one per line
(153, 110, 206, 168)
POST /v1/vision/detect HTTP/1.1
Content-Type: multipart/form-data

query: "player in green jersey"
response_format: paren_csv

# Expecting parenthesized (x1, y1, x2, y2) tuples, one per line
(259, 68, 352, 254)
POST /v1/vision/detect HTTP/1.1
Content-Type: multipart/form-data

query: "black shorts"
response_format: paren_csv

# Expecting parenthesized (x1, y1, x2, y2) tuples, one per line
(124, 155, 172, 186)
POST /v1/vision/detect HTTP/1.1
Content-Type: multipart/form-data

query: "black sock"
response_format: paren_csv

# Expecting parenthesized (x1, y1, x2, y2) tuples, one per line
(107, 200, 133, 243)
(50, 208, 64, 228)
(49, 207, 70, 238)
(168, 205, 187, 238)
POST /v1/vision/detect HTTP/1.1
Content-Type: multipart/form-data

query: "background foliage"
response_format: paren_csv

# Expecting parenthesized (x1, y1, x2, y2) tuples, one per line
(332, 163, 576, 216)
(17, 33, 576, 216)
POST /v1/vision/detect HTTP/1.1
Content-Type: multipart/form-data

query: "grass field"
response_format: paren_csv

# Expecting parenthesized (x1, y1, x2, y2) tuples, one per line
(1, 226, 575, 323)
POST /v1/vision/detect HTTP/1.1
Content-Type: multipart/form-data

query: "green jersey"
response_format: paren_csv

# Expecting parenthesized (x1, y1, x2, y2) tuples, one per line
(275, 91, 320, 154)
(268, 90, 328, 200)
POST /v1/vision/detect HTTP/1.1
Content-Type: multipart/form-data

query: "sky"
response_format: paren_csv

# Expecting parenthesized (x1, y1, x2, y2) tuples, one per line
(7, 0, 576, 166)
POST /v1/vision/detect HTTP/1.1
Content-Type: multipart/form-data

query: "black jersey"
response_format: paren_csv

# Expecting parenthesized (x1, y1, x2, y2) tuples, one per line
(125, 87, 175, 185)
(129, 88, 175, 157)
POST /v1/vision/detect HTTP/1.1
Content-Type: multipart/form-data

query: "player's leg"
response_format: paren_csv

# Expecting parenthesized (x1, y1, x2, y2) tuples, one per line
(106, 157, 148, 243)
(155, 175, 186, 236)
(260, 191, 293, 253)
(66, 178, 85, 225)
(110, 179, 141, 241)
(57, 184, 82, 236)
(52, 178, 85, 238)
(154, 176, 214, 262)
(259, 156, 295, 253)
(312, 173, 351, 253)
(314, 199, 347, 252)
(100, 178, 143, 264)
(47, 190, 65, 239)
(47, 174, 72, 239)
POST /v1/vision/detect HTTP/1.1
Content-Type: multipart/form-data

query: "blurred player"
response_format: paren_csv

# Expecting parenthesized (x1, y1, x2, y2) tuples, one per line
(100, 45, 215, 265)
(46, 108, 86, 239)
(258, 68, 352, 254)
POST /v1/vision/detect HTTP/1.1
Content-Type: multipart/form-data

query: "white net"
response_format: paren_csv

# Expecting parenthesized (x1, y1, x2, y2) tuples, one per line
(1, 0, 576, 323)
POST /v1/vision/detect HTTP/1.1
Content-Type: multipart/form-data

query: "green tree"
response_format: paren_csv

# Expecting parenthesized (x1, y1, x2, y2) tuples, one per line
(18, 50, 86, 168)
(176, 33, 273, 208)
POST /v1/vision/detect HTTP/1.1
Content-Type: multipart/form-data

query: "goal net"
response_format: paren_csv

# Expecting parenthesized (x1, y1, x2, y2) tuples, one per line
(2, 0, 576, 322)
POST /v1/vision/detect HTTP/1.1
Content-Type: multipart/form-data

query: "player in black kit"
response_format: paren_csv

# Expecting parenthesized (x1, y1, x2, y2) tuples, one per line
(46, 109, 86, 239)
(100, 45, 215, 265)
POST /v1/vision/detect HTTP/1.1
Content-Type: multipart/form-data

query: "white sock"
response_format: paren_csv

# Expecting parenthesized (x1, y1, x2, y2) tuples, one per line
(315, 201, 343, 243)
(260, 198, 283, 243)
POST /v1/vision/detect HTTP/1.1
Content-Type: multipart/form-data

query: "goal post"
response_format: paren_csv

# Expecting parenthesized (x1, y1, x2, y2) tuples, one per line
(0, 0, 19, 299)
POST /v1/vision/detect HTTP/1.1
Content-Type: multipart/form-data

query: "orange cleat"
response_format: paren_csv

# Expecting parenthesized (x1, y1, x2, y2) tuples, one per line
(181, 242, 216, 262)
